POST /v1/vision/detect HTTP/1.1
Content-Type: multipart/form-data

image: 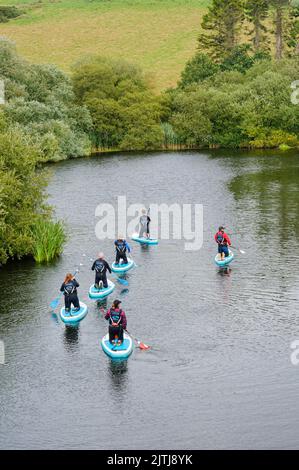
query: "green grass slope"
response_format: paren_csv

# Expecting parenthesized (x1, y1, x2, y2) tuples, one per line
(0, 0, 209, 89)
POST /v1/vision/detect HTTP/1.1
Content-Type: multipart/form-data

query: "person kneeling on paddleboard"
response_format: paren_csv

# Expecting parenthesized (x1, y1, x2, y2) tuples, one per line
(60, 273, 80, 314)
(91, 252, 111, 289)
(214, 226, 231, 260)
(114, 237, 131, 265)
(105, 299, 127, 345)
(139, 209, 151, 238)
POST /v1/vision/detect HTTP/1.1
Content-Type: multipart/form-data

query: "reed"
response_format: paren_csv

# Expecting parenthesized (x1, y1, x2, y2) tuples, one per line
(161, 122, 180, 148)
(31, 219, 66, 263)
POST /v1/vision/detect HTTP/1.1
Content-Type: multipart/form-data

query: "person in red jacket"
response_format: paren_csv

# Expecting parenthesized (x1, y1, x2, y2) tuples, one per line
(214, 226, 231, 260)
(105, 299, 127, 345)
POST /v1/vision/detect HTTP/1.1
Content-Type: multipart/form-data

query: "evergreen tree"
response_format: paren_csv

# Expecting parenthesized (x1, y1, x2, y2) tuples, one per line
(198, 0, 245, 61)
(271, 0, 291, 59)
(245, 0, 270, 51)
(287, 4, 299, 54)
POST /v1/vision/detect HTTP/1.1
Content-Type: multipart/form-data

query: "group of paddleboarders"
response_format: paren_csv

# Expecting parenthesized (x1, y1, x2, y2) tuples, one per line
(60, 212, 151, 344)
(60, 217, 230, 345)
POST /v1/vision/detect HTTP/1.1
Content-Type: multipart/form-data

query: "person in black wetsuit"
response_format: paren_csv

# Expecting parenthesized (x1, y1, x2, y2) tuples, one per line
(139, 209, 151, 238)
(114, 238, 131, 265)
(91, 252, 112, 289)
(60, 273, 80, 313)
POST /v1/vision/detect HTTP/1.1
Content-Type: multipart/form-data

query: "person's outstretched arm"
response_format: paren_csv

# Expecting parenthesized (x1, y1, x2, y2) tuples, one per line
(226, 234, 232, 246)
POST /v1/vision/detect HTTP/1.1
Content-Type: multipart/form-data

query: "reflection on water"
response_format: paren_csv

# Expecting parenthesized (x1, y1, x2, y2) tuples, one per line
(108, 359, 128, 393)
(120, 288, 129, 297)
(63, 325, 80, 351)
(96, 298, 108, 311)
(217, 267, 232, 277)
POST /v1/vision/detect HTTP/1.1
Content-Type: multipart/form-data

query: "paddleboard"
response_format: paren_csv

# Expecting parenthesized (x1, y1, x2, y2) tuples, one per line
(60, 302, 88, 325)
(101, 332, 134, 359)
(132, 235, 158, 245)
(215, 250, 234, 267)
(89, 280, 115, 300)
(111, 257, 134, 273)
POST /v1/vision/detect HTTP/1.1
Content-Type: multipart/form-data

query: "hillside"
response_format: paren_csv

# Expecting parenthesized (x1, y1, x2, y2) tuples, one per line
(0, 0, 209, 90)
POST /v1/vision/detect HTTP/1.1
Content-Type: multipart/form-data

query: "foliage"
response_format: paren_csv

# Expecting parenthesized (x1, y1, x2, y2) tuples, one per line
(245, 0, 270, 51)
(30, 218, 66, 263)
(198, 0, 245, 60)
(73, 56, 164, 150)
(0, 39, 92, 161)
(178, 53, 220, 88)
(0, 113, 52, 264)
(168, 57, 299, 149)
(0, 5, 22, 23)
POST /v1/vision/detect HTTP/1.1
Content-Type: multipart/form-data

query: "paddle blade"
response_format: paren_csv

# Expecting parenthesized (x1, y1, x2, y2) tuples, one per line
(50, 298, 60, 310)
(120, 288, 129, 296)
(239, 249, 246, 254)
(138, 341, 150, 350)
(116, 277, 128, 286)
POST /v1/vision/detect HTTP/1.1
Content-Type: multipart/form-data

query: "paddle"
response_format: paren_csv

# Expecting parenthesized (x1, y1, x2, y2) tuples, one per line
(50, 267, 80, 310)
(125, 330, 150, 350)
(230, 245, 246, 255)
(111, 273, 129, 286)
(225, 229, 246, 254)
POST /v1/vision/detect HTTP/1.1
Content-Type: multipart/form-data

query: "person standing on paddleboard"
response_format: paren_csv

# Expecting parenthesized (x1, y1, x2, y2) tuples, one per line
(139, 209, 151, 238)
(91, 252, 112, 289)
(105, 299, 127, 345)
(214, 226, 231, 260)
(114, 237, 131, 265)
(60, 273, 80, 313)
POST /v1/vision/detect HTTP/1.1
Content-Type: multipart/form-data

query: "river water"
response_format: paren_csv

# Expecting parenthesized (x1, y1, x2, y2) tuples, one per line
(1, 150, 299, 450)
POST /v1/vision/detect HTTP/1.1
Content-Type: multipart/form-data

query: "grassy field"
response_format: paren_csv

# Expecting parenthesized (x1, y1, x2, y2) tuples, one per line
(0, 0, 209, 90)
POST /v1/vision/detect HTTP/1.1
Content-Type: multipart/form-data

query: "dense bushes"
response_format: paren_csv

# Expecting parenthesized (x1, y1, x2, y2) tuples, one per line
(0, 39, 92, 162)
(0, 6, 22, 23)
(0, 113, 65, 264)
(72, 57, 164, 151)
(167, 53, 299, 149)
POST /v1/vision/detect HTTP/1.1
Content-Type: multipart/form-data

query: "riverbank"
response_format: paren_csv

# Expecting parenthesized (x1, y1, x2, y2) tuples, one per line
(90, 143, 297, 157)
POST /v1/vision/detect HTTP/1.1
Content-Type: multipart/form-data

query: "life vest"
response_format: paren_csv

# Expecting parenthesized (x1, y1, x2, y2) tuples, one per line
(116, 240, 126, 253)
(64, 281, 76, 295)
(109, 308, 123, 327)
(216, 232, 225, 245)
(95, 260, 105, 273)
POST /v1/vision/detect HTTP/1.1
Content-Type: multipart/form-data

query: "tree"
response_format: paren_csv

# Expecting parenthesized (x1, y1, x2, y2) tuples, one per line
(198, 0, 245, 60)
(220, 44, 271, 72)
(271, 0, 291, 59)
(245, 0, 270, 51)
(0, 114, 50, 263)
(287, 4, 299, 54)
(0, 39, 92, 161)
(178, 53, 220, 88)
(220, 45, 255, 72)
(73, 56, 165, 151)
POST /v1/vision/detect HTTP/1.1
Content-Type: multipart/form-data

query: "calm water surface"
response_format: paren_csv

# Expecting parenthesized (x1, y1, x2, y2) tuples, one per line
(1, 150, 299, 449)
